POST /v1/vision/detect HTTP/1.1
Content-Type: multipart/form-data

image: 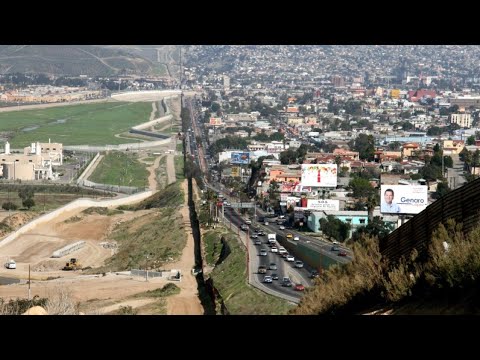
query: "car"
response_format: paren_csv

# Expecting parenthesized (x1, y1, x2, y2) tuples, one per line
(258, 231, 266, 236)
(278, 247, 287, 254)
(331, 246, 340, 251)
(254, 239, 262, 245)
(294, 284, 305, 291)
(286, 233, 293, 239)
(293, 236, 300, 241)
(281, 252, 289, 259)
(278, 215, 286, 219)
(294, 260, 304, 268)
(281, 277, 292, 287)
(338, 250, 348, 257)
(258, 266, 267, 274)
(259, 249, 268, 256)
(271, 247, 278, 253)
(332, 240, 339, 245)
(286, 255, 295, 262)
(240, 224, 249, 231)
(310, 270, 319, 279)
(271, 273, 279, 280)
(250, 234, 258, 239)
(279, 225, 285, 230)
(263, 275, 273, 283)
(264, 221, 269, 226)
(269, 263, 277, 270)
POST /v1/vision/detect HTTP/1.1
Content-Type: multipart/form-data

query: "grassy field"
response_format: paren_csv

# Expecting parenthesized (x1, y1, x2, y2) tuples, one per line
(100, 208, 186, 272)
(0, 101, 152, 147)
(89, 151, 149, 187)
(203, 228, 294, 315)
(174, 155, 184, 181)
(0, 192, 91, 212)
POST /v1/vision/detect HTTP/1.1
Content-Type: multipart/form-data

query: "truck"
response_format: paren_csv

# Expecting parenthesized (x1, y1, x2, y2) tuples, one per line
(267, 233, 276, 244)
(4, 260, 16, 269)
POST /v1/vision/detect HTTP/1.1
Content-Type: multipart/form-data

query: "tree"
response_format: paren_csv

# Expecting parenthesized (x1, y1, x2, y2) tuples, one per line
(319, 215, 351, 242)
(349, 177, 376, 198)
(352, 216, 394, 242)
(279, 149, 297, 165)
(349, 134, 375, 161)
(434, 181, 451, 199)
(467, 135, 476, 146)
(18, 187, 34, 202)
(22, 198, 35, 210)
(2, 202, 17, 211)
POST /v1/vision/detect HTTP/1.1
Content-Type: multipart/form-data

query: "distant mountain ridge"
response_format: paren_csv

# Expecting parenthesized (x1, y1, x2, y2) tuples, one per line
(0, 45, 170, 77)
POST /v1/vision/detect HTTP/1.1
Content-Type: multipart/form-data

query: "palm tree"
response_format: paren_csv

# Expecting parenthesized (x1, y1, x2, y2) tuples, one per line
(366, 195, 377, 223)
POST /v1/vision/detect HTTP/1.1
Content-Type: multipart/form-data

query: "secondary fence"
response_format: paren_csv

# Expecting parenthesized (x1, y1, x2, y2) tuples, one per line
(380, 176, 480, 263)
(131, 269, 181, 280)
(51, 241, 86, 258)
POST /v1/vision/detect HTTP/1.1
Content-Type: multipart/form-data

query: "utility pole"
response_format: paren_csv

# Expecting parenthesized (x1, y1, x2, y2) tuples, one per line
(28, 264, 31, 300)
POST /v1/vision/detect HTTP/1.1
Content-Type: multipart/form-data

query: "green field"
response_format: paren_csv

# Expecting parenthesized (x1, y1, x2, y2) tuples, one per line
(89, 151, 149, 187)
(0, 101, 153, 147)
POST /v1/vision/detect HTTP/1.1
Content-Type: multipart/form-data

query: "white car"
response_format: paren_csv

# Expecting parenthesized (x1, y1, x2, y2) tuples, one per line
(263, 275, 273, 283)
(271, 247, 278, 253)
(286, 255, 295, 262)
(293, 236, 300, 241)
(264, 221, 269, 225)
(279, 225, 285, 230)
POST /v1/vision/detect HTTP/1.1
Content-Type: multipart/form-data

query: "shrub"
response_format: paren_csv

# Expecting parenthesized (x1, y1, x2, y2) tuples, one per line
(2, 202, 18, 211)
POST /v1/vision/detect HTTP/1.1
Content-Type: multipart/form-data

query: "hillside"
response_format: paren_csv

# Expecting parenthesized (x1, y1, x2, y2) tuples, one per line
(0, 45, 169, 77)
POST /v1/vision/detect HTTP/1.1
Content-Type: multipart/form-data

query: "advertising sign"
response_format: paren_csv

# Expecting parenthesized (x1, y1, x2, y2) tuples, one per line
(301, 164, 337, 187)
(231, 166, 240, 177)
(306, 199, 340, 211)
(209, 117, 223, 126)
(293, 184, 312, 193)
(380, 185, 428, 214)
(280, 181, 300, 193)
(286, 196, 300, 209)
(231, 152, 250, 164)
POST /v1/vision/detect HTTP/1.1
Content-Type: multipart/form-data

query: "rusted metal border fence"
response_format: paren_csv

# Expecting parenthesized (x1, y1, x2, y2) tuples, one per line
(380, 177, 480, 263)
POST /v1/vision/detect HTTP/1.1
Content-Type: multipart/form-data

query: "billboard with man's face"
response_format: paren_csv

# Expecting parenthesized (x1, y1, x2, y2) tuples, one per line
(380, 185, 428, 214)
(231, 152, 250, 164)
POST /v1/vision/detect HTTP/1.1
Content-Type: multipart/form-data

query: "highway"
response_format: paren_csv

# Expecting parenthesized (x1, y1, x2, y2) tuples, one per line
(184, 94, 353, 302)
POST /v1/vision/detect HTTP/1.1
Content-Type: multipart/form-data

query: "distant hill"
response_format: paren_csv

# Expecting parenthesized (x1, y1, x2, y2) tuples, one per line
(0, 45, 174, 77)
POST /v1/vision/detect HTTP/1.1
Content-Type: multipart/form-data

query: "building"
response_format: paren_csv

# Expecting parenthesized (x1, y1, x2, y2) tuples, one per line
(307, 210, 369, 237)
(450, 113, 472, 128)
(0, 140, 61, 180)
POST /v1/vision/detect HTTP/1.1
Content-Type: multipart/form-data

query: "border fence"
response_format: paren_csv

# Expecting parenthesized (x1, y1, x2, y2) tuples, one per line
(380, 177, 480, 263)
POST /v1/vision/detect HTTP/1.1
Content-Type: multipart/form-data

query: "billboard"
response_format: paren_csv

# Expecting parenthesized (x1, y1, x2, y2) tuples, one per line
(286, 196, 300, 209)
(307, 199, 340, 211)
(380, 185, 428, 214)
(301, 164, 337, 187)
(209, 117, 223, 126)
(231, 152, 250, 164)
(280, 181, 300, 193)
(231, 166, 240, 177)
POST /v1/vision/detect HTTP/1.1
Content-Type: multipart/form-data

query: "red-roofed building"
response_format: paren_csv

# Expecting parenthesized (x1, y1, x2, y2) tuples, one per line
(408, 89, 437, 102)
(402, 143, 420, 157)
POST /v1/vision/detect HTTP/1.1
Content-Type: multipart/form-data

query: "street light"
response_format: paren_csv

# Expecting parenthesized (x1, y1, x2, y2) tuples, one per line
(144, 253, 152, 282)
